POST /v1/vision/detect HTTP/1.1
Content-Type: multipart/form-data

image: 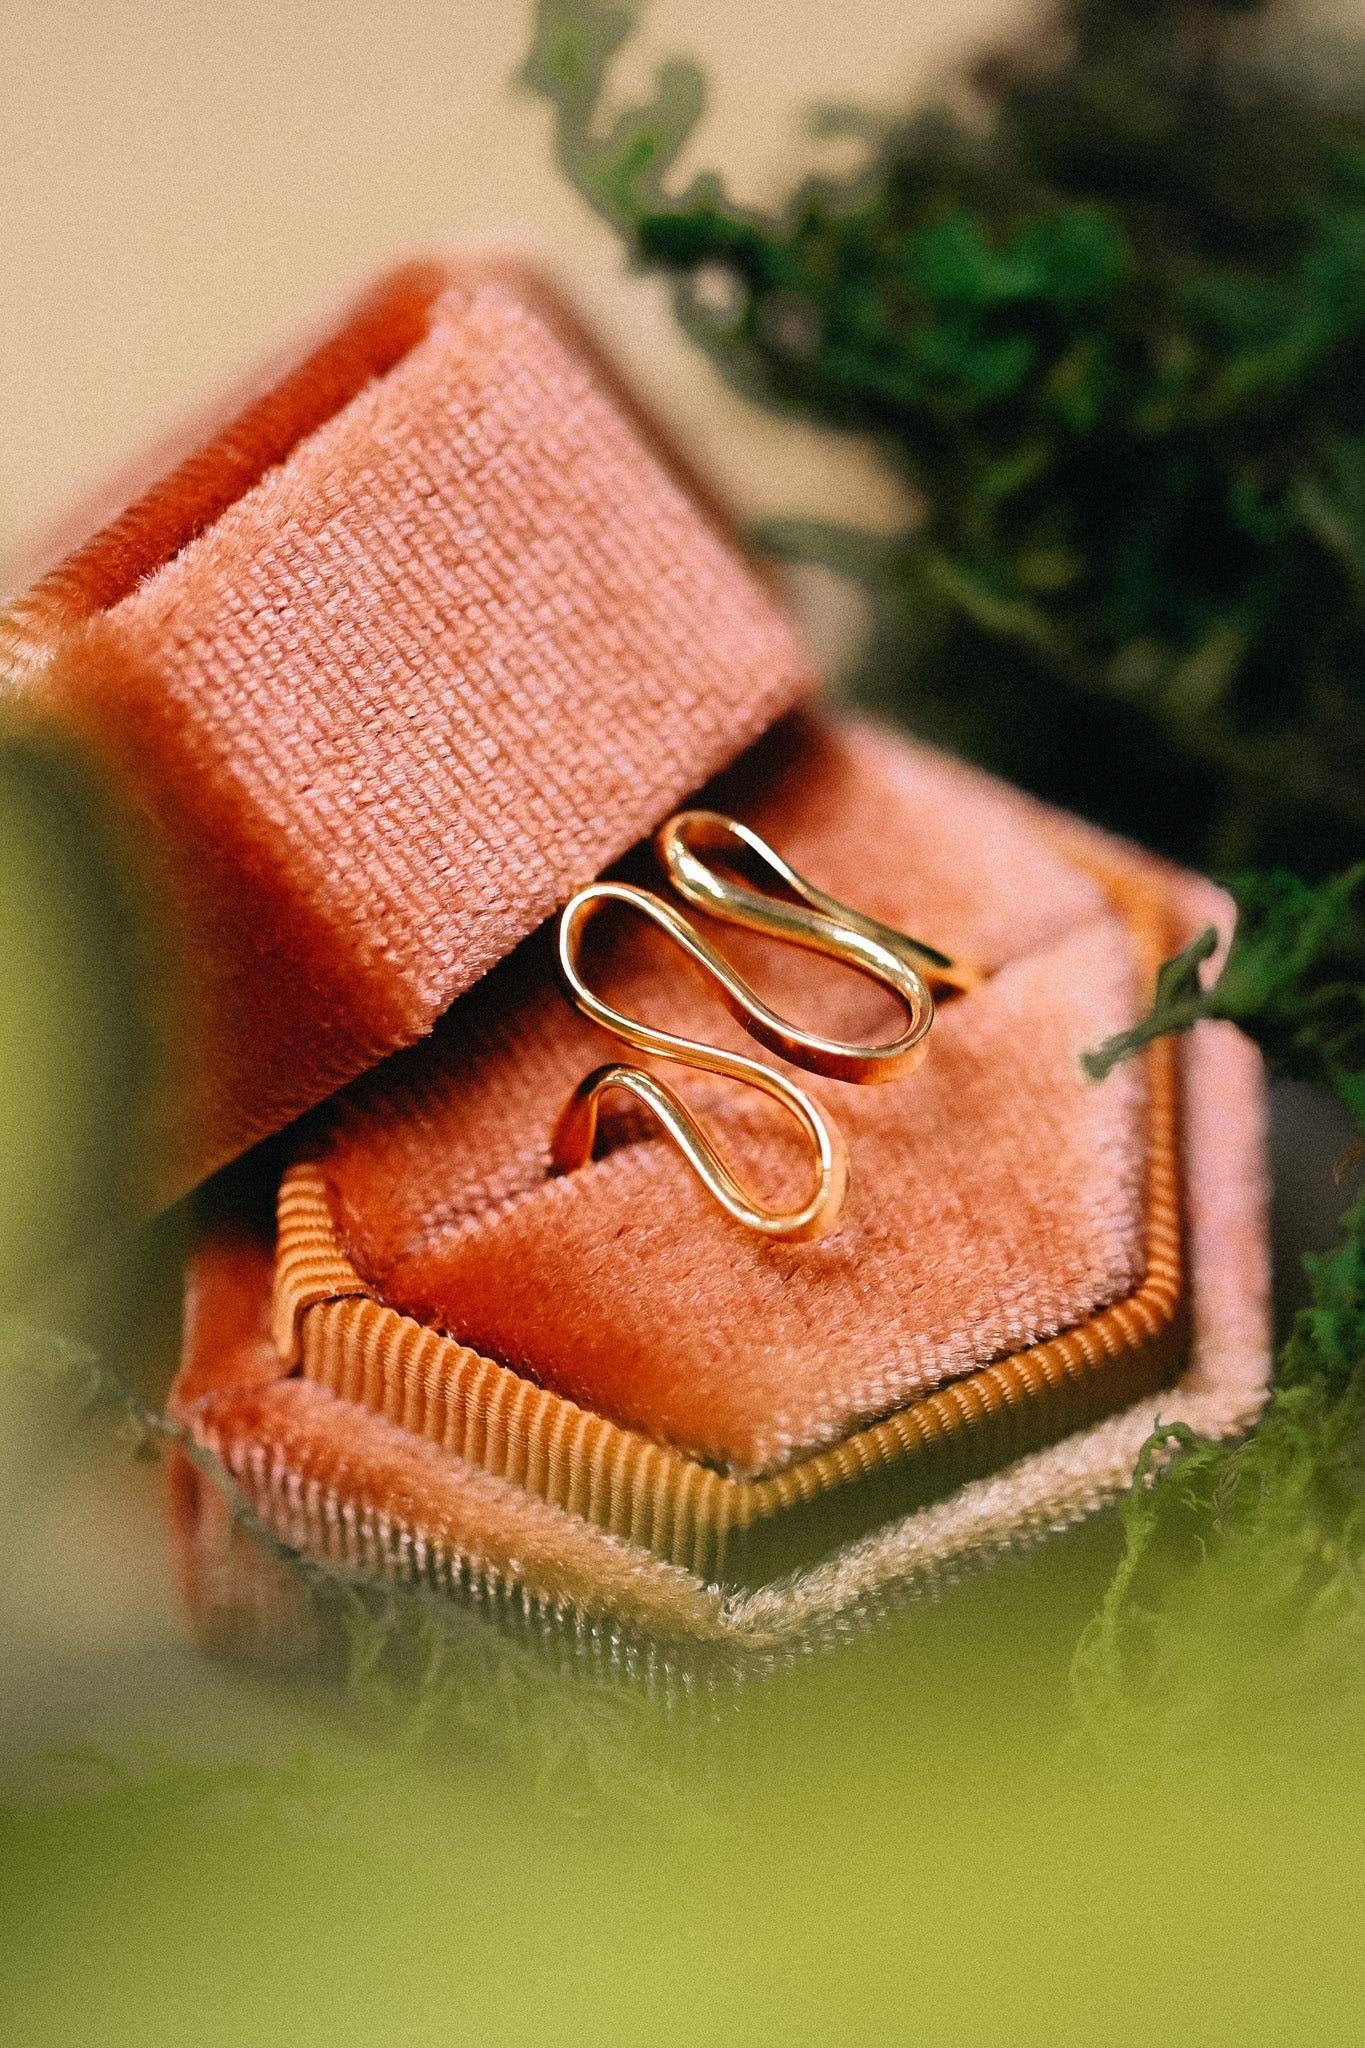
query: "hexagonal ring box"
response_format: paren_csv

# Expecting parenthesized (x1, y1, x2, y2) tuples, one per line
(2, 260, 1270, 1652)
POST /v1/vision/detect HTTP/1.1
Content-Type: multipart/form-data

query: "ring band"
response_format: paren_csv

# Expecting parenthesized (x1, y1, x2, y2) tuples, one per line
(551, 883, 849, 1241)
(658, 808, 982, 1014)
(550, 814, 977, 1239)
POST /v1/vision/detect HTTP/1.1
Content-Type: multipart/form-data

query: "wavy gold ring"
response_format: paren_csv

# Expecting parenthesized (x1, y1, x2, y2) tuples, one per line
(551, 817, 978, 1239)
(658, 809, 982, 1044)
(551, 883, 849, 1241)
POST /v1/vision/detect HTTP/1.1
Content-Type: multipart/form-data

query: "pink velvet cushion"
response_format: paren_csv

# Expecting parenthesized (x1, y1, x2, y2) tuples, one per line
(312, 713, 1159, 1478)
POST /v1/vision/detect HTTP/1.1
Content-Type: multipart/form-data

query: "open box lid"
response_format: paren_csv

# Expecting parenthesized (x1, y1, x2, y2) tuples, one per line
(0, 259, 817, 1205)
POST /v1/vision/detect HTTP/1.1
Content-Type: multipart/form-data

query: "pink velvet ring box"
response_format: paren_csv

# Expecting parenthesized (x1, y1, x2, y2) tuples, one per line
(1, 260, 1272, 1647)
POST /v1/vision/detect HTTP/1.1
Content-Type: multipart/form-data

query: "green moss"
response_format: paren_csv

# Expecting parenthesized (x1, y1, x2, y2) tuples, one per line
(1071, 1201, 1365, 1751)
(1084, 863, 1365, 1124)
(1076, 869, 1365, 1741)
(525, 0, 1365, 874)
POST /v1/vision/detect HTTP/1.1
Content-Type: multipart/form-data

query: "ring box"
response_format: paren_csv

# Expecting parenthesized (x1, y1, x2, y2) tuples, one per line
(3, 259, 1272, 1652)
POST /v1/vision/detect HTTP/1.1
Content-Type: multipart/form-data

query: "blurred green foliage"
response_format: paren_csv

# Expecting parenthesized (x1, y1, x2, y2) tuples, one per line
(1085, 861, 1365, 1120)
(1072, 1194, 1365, 1750)
(0, 741, 152, 1314)
(1077, 865, 1365, 1741)
(525, 0, 1365, 874)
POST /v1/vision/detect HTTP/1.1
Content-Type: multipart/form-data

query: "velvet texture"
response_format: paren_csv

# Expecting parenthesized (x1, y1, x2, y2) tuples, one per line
(1, 260, 814, 1199)
(308, 714, 1159, 1477)
(167, 1225, 721, 1647)
(167, 725, 1270, 1638)
(0, 253, 1269, 1628)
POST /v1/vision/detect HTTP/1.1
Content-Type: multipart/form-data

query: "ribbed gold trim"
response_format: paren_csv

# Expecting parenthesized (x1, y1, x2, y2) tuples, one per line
(274, 872, 1184, 1581)
(271, 1197, 372, 1351)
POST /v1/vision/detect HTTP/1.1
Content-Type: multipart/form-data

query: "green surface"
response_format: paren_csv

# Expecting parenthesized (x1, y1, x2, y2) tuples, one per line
(2, 1422, 1363, 2048)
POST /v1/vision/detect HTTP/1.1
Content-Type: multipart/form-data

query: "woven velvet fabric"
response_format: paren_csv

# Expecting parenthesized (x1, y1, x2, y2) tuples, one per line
(166, 1223, 728, 1646)
(310, 713, 1162, 1478)
(168, 984, 1269, 1648)
(1, 261, 815, 1198)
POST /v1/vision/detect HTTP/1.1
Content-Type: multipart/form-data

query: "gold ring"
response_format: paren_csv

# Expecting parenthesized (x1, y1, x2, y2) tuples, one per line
(549, 814, 978, 1240)
(658, 809, 982, 1052)
(551, 882, 849, 1242)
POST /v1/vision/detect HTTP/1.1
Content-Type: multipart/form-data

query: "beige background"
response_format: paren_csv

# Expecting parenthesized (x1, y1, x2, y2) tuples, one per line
(0, 0, 1044, 663)
(2, 0, 1356, 655)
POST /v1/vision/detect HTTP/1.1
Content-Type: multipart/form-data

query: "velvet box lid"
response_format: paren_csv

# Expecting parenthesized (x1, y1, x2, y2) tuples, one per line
(1, 258, 816, 1205)
(1, 258, 1272, 1640)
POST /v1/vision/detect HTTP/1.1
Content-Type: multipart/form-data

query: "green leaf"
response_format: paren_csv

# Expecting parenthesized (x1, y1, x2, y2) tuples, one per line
(1081, 926, 1217, 1080)
(520, 0, 705, 236)
(1084, 865, 1365, 1120)
(524, 0, 1365, 882)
